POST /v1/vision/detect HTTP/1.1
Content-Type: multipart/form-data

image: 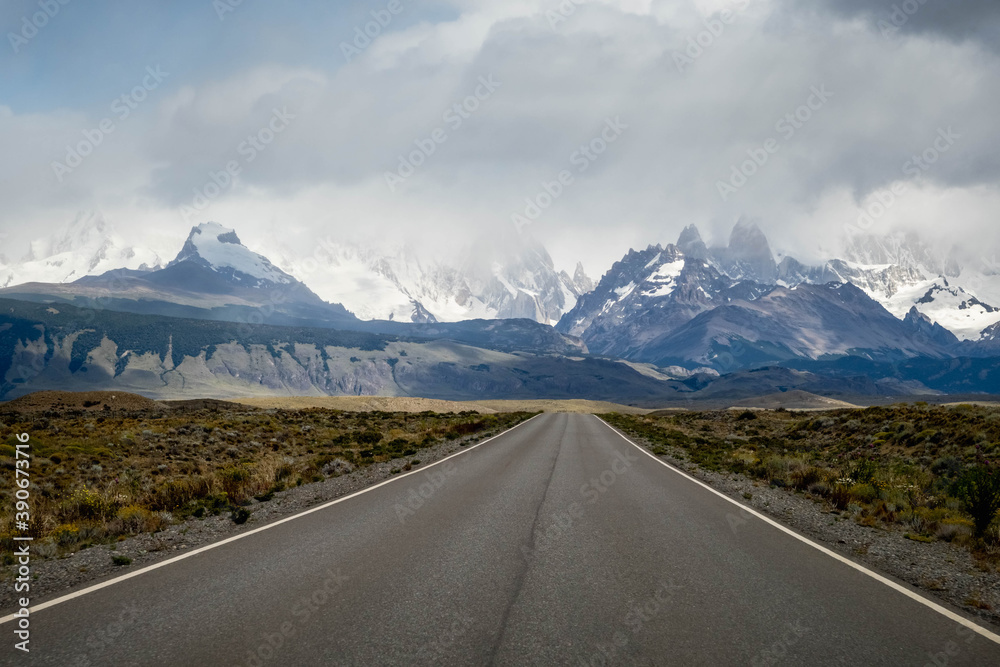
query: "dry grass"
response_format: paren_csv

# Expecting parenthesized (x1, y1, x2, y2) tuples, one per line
(605, 402, 1000, 559)
(0, 401, 532, 561)
(233, 396, 501, 413)
(234, 396, 652, 414)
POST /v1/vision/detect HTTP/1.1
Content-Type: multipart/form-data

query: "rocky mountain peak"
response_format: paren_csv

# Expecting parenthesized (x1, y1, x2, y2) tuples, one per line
(168, 222, 293, 286)
(715, 218, 777, 284)
(677, 225, 709, 260)
(573, 262, 594, 294)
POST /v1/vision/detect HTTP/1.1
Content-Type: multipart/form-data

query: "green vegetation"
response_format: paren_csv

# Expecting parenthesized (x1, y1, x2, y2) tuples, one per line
(0, 406, 532, 560)
(604, 403, 1000, 562)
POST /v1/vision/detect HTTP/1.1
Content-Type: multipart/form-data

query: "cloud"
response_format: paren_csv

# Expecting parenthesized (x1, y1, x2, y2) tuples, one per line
(1, 0, 999, 277)
(784, 0, 1000, 50)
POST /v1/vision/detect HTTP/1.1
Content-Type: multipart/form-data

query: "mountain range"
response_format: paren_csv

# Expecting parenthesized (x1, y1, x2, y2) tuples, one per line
(557, 220, 1000, 371)
(2, 214, 1000, 401)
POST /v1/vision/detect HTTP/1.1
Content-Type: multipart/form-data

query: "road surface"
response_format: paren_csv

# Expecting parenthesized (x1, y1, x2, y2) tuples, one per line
(5, 412, 1000, 665)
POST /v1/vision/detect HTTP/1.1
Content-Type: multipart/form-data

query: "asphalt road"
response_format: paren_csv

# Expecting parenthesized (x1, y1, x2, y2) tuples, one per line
(5, 412, 1000, 665)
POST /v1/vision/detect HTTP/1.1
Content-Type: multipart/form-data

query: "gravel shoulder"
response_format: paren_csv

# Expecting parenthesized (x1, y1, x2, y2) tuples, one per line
(620, 429, 1000, 632)
(0, 419, 531, 612)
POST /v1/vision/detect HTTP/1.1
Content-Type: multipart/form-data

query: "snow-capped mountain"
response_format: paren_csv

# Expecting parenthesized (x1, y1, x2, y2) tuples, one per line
(667, 221, 1000, 342)
(1, 222, 357, 328)
(712, 219, 778, 284)
(556, 233, 773, 361)
(1, 215, 592, 327)
(776, 231, 1000, 340)
(265, 231, 593, 325)
(168, 222, 295, 288)
(645, 282, 953, 370)
(0, 223, 587, 357)
(557, 222, 959, 371)
(0, 212, 163, 289)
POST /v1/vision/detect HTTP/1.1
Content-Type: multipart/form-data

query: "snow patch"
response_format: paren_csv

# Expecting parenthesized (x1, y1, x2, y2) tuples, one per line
(183, 223, 291, 285)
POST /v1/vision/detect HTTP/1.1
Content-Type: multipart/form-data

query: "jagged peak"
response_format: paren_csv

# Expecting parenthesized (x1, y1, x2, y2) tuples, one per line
(677, 224, 702, 245)
(173, 222, 244, 263)
(677, 224, 708, 260)
(189, 221, 240, 244)
(728, 217, 769, 244)
(168, 222, 292, 285)
(905, 305, 931, 323)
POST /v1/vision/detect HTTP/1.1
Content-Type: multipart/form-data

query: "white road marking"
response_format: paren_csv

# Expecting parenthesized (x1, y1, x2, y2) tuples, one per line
(0, 414, 542, 625)
(595, 415, 1000, 646)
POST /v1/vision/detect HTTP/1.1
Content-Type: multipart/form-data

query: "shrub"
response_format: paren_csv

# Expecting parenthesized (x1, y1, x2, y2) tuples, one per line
(52, 523, 81, 546)
(322, 458, 354, 476)
(954, 465, 1000, 537)
(355, 430, 383, 445)
(762, 456, 790, 484)
(935, 523, 970, 543)
(153, 477, 211, 511)
(217, 465, 253, 502)
(34, 540, 58, 559)
(111, 555, 132, 566)
(807, 481, 831, 497)
(231, 507, 251, 525)
(850, 459, 879, 485)
(849, 483, 878, 505)
(115, 505, 168, 534)
(68, 487, 118, 520)
(791, 466, 823, 491)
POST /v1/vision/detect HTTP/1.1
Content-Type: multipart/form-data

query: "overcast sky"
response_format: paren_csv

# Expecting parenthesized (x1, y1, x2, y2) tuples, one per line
(2, 0, 999, 276)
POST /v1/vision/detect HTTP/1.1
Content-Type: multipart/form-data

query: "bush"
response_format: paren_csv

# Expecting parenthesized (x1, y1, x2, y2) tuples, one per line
(68, 487, 118, 520)
(830, 485, 852, 510)
(321, 458, 353, 477)
(111, 555, 132, 566)
(218, 465, 252, 502)
(850, 459, 879, 485)
(935, 523, 969, 542)
(791, 466, 823, 491)
(115, 505, 169, 534)
(849, 483, 878, 505)
(52, 523, 81, 546)
(231, 507, 251, 525)
(356, 429, 383, 445)
(806, 481, 831, 497)
(954, 465, 1000, 537)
